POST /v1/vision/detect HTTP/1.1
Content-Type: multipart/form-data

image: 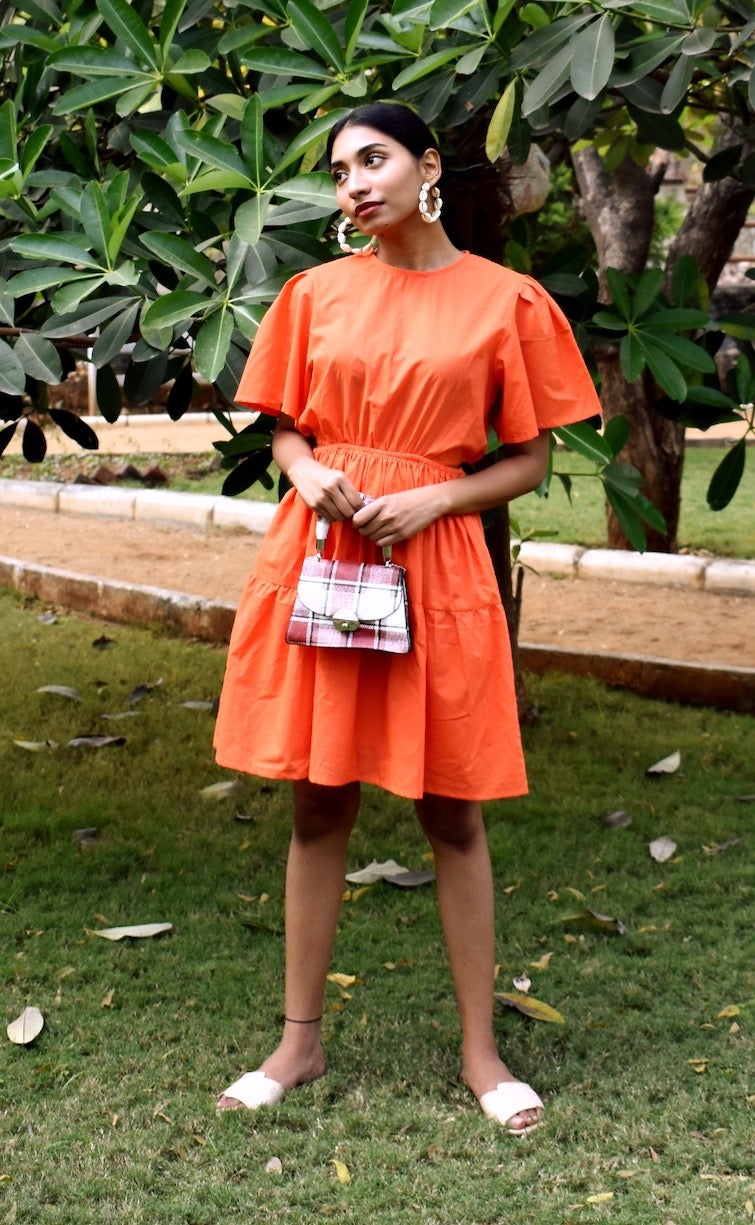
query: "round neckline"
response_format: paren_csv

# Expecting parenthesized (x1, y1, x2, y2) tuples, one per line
(366, 248, 470, 277)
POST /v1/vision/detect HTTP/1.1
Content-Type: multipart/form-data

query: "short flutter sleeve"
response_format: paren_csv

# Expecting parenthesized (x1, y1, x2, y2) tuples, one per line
(489, 276, 602, 444)
(234, 271, 313, 426)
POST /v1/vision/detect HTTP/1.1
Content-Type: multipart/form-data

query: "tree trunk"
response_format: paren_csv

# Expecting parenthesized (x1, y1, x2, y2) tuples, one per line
(572, 145, 753, 552)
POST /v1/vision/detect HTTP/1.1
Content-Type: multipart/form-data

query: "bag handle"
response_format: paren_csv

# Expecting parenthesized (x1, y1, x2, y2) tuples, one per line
(315, 516, 393, 565)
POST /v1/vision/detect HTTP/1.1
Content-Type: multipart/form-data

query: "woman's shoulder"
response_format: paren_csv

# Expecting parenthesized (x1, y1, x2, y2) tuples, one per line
(462, 253, 545, 297)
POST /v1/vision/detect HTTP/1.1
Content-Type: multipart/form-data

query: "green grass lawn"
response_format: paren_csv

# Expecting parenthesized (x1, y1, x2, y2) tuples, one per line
(1, 592, 752, 1223)
(2, 442, 753, 557)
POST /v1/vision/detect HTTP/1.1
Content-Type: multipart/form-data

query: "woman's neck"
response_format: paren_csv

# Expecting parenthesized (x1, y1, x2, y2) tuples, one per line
(374, 224, 462, 271)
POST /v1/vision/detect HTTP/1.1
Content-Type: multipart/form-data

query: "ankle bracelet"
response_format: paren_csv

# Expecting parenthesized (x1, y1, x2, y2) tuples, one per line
(284, 1015, 322, 1024)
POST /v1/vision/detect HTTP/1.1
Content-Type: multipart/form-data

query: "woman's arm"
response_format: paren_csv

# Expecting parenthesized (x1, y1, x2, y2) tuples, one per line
(352, 431, 551, 549)
(272, 415, 364, 521)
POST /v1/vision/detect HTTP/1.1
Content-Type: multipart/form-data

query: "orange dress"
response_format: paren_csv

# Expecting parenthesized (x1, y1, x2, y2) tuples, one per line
(213, 251, 601, 800)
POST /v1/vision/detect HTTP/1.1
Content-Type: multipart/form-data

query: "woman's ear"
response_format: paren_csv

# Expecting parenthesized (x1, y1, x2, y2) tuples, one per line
(420, 148, 442, 185)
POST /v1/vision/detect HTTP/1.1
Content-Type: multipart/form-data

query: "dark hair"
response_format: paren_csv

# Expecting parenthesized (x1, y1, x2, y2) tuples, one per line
(326, 103, 439, 166)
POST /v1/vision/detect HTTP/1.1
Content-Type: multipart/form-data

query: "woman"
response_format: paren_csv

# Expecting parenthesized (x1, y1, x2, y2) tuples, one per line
(214, 102, 601, 1134)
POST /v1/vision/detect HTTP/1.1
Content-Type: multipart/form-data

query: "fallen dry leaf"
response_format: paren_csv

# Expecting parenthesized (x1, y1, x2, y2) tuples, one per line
(513, 974, 532, 993)
(68, 735, 126, 749)
(702, 838, 742, 856)
(602, 810, 632, 829)
(88, 923, 173, 941)
(587, 1193, 614, 1204)
(200, 780, 243, 799)
(265, 1157, 283, 1175)
(14, 738, 59, 751)
(530, 952, 554, 971)
(327, 972, 357, 989)
(345, 859, 411, 884)
(495, 991, 565, 1024)
(329, 1159, 352, 1185)
(7, 1006, 44, 1046)
(650, 836, 677, 863)
(715, 1004, 741, 1019)
(37, 685, 82, 700)
(101, 989, 115, 1008)
(558, 909, 628, 936)
(646, 750, 681, 776)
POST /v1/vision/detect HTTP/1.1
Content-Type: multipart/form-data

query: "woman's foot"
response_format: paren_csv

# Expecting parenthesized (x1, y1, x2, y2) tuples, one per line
(463, 1055, 543, 1135)
(217, 1028, 326, 1111)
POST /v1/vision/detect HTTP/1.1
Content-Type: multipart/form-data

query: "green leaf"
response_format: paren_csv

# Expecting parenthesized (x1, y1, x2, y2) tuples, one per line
(645, 331, 715, 374)
(235, 192, 273, 245)
(80, 182, 111, 263)
(240, 47, 332, 81)
(605, 486, 648, 551)
(649, 307, 709, 331)
(41, 296, 134, 339)
(703, 143, 744, 183)
(240, 94, 265, 187)
(486, 80, 517, 163)
(194, 307, 234, 383)
(707, 439, 746, 511)
(97, 0, 159, 69)
(0, 100, 17, 163)
(620, 331, 645, 381)
(429, 0, 479, 28)
(140, 232, 217, 287)
(10, 234, 102, 270)
(273, 109, 350, 177)
(660, 52, 694, 114)
(0, 420, 18, 456)
(95, 362, 122, 422)
(274, 172, 336, 210)
(53, 77, 151, 115)
(221, 446, 274, 497)
(23, 418, 47, 463)
(159, 0, 188, 58)
(570, 12, 615, 101)
(344, 0, 369, 63)
(130, 130, 182, 171)
(641, 339, 688, 401)
(631, 268, 663, 320)
(288, 0, 345, 73)
(0, 337, 26, 396)
(602, 414, 629, 457)
(173, 129, 251, 182)
(605, 268, 632, 318)
(141, 290, 208, 331)
(20, 125, 54, 178)
(49, 409, 99, 450)
(392, 45, 479, 90)
(47, 46, 139, 76)
(554, 421, 612, 464)
(13, 333, 63, 383)
(91, 301, 140, 367)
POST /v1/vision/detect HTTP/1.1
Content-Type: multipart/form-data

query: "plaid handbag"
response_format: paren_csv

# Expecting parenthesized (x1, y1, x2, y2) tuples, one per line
(286, 518, 412, 654)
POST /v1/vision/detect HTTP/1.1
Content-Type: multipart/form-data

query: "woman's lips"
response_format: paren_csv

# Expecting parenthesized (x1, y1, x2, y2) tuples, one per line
(354, 202, 381, 218)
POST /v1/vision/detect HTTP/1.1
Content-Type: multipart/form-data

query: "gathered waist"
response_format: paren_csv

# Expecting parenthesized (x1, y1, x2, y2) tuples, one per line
(314, 442, 464, 480)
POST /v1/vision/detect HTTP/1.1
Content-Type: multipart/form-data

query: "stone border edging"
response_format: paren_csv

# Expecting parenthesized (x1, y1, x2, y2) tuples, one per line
(2, 553, 751, 715)
(2, 477, 753, 597)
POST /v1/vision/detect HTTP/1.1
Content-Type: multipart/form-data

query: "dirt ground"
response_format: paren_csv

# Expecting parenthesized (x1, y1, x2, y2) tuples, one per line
(0, 504, 752, 667)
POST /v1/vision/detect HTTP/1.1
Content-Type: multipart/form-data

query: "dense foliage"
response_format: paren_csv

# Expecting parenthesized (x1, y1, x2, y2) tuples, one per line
(0, 0, 753, 545)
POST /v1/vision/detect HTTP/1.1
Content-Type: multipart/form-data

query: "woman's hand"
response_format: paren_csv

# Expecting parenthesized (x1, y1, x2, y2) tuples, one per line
(272, 417, 362, 521)
(352, 486, 444, 547)
(287, 454, 364, 521)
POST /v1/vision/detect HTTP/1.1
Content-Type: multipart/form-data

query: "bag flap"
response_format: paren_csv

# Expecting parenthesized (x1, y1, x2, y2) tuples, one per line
(296, 557, 405, 623)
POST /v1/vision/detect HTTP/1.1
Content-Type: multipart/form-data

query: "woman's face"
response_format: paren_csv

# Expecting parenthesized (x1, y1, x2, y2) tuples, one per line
(330, 124, 438, 239)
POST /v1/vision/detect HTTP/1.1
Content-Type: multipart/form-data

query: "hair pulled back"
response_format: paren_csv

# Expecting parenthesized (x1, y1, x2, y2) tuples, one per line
(326, 102, 439, 166)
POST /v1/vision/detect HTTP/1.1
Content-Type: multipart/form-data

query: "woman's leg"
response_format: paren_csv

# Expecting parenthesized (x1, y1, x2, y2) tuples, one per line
(415, 793, 541, 1132)
(218, 779, 360, 1109)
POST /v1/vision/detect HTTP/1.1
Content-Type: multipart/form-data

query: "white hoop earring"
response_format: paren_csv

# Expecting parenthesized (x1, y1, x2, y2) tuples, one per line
(419, 182, 442, 223)
(337, 217, 377, 255)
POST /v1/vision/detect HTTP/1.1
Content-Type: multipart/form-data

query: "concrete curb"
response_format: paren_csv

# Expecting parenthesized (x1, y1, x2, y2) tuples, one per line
(2, 477, 754, 595)
(2, 553, 751, 714)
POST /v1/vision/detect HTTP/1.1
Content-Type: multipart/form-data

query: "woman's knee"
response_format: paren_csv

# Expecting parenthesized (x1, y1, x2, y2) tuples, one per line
(292, 779, 360, 842)
(415, 793, 483, 848)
